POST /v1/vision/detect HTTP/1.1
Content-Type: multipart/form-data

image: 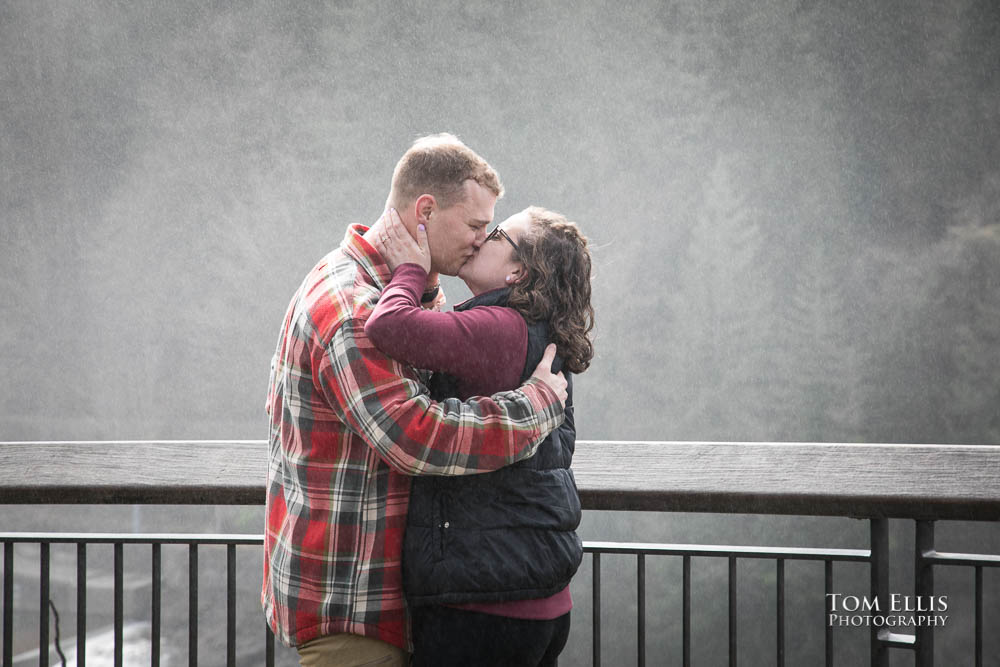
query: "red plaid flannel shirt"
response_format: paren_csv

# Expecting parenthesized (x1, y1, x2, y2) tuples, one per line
(262, 224, 564, 651)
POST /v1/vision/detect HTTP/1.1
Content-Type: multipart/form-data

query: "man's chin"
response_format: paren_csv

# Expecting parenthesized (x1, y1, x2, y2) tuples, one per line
(431, 260, 463, 278)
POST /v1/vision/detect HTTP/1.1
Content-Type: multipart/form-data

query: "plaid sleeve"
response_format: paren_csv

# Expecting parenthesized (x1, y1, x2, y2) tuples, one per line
(316, 317, 564, 476)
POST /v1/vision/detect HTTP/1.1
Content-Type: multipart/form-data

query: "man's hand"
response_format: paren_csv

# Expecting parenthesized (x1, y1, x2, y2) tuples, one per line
(374, 208, 432, 274)
(529, 344, 568, 405)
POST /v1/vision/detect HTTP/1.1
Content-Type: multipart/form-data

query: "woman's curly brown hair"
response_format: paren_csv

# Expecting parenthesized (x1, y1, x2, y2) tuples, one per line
(507, 207, 595, 374)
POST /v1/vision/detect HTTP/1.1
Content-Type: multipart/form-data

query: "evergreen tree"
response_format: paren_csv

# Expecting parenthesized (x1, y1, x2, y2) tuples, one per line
(929, 175, 1000, 443)
(774, 242, 863, 441)
(668, 156, 774, 440)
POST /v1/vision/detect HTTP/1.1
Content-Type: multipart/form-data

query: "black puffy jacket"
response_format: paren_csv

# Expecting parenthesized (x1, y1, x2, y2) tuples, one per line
(402, 288, 583, 606)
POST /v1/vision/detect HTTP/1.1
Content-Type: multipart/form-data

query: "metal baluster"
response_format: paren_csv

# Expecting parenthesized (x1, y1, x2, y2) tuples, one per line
(593, 552, 601, 667)
(114, 543, 123, 667)
(637, 553, 645, 667)
(777, 559, 785, 667)
(77, 543, 86, 667)
(40, 543, 49, 667)
(3, 542, 12, 667)
(869, 518, 890, 667)
(227, 545, 236, 667)
(683, 555, 691, 667)
(975, 565, 983, 667)
(189, 544, 198, 667)
(915, 520, 934, 667)
(824, 561, 833, 667)
(152, 544, 161, 667)
(265, 625, 275, 667)
(729, 556, 737, 667)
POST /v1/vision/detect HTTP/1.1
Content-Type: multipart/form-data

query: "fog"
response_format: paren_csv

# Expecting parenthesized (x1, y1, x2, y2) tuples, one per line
(4, 1, 999, 445)
(3, 1, 999, 664)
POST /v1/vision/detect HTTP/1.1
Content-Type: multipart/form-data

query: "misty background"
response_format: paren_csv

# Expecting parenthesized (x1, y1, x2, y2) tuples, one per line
(2, 1, 999, 665)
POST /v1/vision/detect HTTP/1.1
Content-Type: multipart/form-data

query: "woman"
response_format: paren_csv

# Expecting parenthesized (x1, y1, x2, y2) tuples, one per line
(367, 206, 595, 666)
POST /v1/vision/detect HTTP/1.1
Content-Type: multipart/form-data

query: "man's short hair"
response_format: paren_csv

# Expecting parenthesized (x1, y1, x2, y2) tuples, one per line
(389, 133, 504, 210)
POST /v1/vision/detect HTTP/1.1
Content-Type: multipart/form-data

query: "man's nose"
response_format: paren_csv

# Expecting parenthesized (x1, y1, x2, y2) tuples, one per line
(472, 227, 487, 248)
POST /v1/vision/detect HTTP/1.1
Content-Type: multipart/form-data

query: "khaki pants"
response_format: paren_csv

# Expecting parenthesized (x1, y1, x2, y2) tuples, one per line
(297, 633, 409, 667)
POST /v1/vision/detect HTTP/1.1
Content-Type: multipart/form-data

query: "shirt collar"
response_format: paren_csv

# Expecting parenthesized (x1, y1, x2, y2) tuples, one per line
(341, 223, 393, 289)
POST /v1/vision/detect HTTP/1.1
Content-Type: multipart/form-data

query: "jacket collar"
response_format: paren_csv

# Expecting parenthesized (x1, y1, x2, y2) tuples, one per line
(340, 224, 393, 289)
(455, 286, 512, 312)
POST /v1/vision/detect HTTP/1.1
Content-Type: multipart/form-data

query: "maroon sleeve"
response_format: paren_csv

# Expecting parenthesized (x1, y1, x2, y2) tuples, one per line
(365, 263, 528, 391)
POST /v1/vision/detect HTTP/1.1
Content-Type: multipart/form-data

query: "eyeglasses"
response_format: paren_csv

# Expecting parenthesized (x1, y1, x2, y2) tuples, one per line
(485, 225, 519, 253)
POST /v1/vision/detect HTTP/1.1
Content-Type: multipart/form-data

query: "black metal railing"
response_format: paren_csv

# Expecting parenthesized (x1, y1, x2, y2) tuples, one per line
(1, 533, 263, 667)
(579, 522, 1000, 667)
(582, 541, 870, 667)
(1, 440, 998, 666)
(5, 527, 997, 666)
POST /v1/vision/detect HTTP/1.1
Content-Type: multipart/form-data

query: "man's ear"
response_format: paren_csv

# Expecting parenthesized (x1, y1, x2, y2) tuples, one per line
(414, 194, 436, 225)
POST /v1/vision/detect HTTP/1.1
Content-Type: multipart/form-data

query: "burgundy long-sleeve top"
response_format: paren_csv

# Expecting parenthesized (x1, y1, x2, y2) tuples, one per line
(365, 262, 572, 620)
(367, 264, 527, 397)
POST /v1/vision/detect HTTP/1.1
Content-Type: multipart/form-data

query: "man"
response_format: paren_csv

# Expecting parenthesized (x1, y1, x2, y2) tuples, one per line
(263, 134, 568, 666)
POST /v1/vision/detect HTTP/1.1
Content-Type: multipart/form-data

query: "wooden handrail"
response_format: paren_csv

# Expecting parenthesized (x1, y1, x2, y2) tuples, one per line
(2, 440, 999, 520)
